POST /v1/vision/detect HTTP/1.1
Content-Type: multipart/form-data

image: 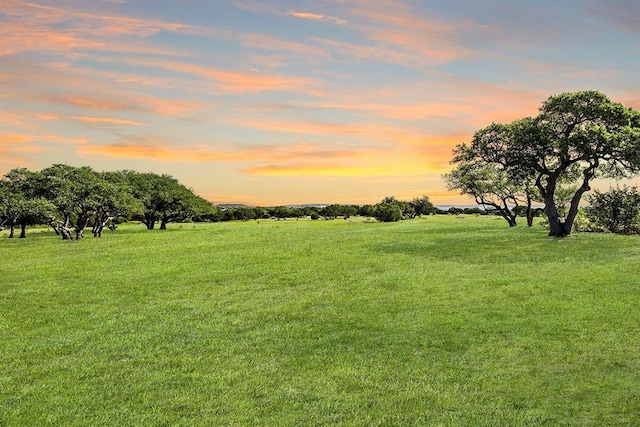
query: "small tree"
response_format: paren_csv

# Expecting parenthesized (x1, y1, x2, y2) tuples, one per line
(585, 186, 640, 234)
(410, 195, 436, 217)
(374, 197, 404, 222)
(444, 123, 540, 227)
(444, 161, 522, 226)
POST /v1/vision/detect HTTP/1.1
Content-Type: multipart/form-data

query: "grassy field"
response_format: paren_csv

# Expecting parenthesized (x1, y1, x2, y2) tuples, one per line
(1, 215, 639, 426)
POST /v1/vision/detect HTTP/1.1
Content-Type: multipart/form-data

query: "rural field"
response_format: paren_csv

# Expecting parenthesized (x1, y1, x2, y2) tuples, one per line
(1, 215, 639, 426)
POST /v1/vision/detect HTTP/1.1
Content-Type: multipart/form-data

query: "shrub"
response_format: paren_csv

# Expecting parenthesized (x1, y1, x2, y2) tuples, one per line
(584, 186, 640, 234)
(374, 202, 403, 222)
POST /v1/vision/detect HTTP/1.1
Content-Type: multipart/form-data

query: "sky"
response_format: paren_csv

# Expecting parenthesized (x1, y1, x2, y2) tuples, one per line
(1, 0, 639, 206)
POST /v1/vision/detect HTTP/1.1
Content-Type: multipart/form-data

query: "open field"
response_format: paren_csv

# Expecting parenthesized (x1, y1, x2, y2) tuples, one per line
(1, 216, 639, 426)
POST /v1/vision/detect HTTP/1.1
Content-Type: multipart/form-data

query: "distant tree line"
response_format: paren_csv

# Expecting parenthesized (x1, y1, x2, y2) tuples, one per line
(216, 195, 539, 224)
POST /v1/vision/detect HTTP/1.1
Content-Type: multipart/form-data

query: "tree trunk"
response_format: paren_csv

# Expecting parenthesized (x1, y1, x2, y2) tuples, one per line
(160, 219, 168, 229)
(9, 224, 15, 238)
(144, 213, 156, 229)
(541, 174, 568, 237)
(60, 226, 72, 240)
(75, 216, 90, 240)
(526, 196, 534, 227)
(60, 215, 72, 240)
(545, 198, 566, 236)
(562, 162, 597, 235)
(19, 223, 27, 238)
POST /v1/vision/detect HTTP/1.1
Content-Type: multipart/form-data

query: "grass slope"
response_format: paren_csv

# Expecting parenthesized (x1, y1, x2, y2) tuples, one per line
(1, 216, 639, 426)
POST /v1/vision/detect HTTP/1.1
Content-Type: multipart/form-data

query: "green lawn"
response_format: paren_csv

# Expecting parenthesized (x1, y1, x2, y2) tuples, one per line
(1, 216, 639, 426)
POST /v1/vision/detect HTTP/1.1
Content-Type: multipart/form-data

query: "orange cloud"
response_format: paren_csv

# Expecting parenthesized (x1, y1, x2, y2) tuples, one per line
(6, 0, 204, 38)
(124, 58, 320, 94)
(0, 133, 89, 146)
(28, 93, 206, 117)
(0, 132, 83, 169)
(77, 141, 361, 163)
(0, 134, 34, 144)
(69, 116, 147, 126)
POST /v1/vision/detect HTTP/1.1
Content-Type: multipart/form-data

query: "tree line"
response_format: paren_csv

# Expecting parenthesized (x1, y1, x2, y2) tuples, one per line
(444, 90, 640, 236)
(0, 165, 216, 239)
(0, 164, 447, 239)
(219, 196, 439, 223)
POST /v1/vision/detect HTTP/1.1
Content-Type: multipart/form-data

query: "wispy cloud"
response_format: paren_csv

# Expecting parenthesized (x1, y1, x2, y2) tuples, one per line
(122, 58, 321, 94)
(69, 116, 147, 126)
(586, 0, 640, 34)
(77, 141, 360, 164)
(0, 132, 87, 168)
(288, 11, 348, 25)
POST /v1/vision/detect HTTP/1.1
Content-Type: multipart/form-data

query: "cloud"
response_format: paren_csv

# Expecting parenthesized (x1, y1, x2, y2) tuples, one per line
(288, 11, 348, 25)
(76, 131, 458, 178)
(25, 93, 206, 118)
(335, 0, 475, 64)
(5, 0, 203, 38)
(77, 141, 361, 164)
(69, 116, 147, 126)
(0, 134, 35, 145)
(0, 0, 207, 59)
(0, 133, 88, 146)
(238, 33, 332, 61)
(0, 132, 86, 169)
(587, 0, 640, 33)
(124, 58, 321, 94)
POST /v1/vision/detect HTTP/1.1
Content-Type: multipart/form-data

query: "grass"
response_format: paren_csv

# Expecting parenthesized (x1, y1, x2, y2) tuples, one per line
(1, 216, 639, 426)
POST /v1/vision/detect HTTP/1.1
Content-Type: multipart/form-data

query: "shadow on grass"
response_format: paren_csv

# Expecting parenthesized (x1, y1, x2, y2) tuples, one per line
(373, 227, 637, 265)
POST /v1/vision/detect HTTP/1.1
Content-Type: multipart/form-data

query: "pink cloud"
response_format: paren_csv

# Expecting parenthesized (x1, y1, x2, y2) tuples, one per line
(122, 58, 321, 94)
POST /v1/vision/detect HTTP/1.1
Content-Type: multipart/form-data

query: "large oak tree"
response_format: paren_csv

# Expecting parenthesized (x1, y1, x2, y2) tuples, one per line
(447, 91, 640, 236)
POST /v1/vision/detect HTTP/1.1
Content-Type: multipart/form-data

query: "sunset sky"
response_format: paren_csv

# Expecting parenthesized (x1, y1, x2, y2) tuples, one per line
(1, 0, 639, 206)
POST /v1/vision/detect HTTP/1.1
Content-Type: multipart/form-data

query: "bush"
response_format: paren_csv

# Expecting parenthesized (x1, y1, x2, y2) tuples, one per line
(374, 202, 403, 222)
(584, 186, 640, 234)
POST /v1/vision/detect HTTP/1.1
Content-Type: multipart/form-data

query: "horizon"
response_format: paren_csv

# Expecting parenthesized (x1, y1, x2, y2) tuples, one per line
(1, 0, 639, 206)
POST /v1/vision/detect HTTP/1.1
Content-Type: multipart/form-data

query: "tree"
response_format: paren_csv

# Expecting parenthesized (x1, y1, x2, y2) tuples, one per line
(444, 161, 521, 226)
(233, 206, 256, 222)
(585, 186, 640, 234)
(39, 164, 120, 239)
(39, 164, 86, 239)
(91, 171, 144, 237)
(373, 197, 404, 222)
(253, 207, 269, 220)
(444, 122, 541, 227)
(1, 169, 56, 238)
(514, 92, 640, 236)
(410, 195, 436, 217)
(358, 204, 376, 218)
(448, 91, 640, 236)
(270, 206, 292, 220)
(125, 171, 213, 229)
(321, 204, 358, 220)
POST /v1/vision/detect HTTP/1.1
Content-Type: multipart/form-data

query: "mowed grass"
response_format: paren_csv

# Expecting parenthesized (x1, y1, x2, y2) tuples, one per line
(1, 216, 639, 426)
